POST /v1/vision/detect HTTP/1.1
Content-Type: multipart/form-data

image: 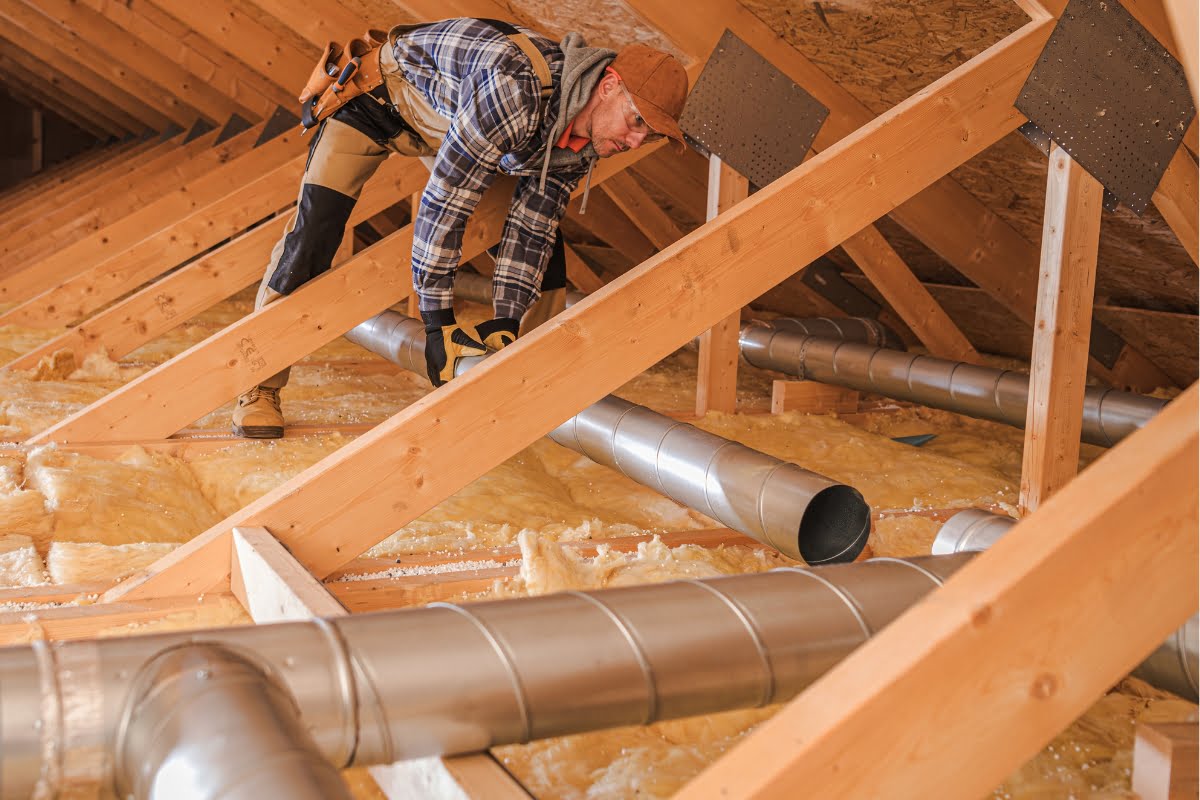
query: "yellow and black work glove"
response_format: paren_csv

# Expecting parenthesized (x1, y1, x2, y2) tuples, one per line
(474, 317, 519, 351)
(422, 310, 486, 387)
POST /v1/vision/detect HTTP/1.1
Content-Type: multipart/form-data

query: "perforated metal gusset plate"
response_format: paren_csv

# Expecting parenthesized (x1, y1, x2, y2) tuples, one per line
(1015, 0, 1196, 214)
(679, 29, 829, 189)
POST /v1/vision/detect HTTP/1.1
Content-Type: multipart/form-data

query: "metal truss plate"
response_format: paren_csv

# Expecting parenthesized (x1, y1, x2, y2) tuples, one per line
(1015, 0, 1196, 214)
(679, 29, 829, 189)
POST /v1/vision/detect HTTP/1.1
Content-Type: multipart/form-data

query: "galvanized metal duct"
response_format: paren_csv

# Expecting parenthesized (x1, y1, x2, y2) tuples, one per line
(0, 554, 975, 797)
(114, 644, 352, 800)
(344, 311, 870, 564)
(740, 326, 1167, 447)
(453, 271, 904, 350)
(934, 509, 1199, 701)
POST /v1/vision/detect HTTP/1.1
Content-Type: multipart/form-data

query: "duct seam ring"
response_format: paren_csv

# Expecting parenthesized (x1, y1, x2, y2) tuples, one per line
(312, 617, 362, 767)
(700, 441, 731, 522)
(683, 580, 776, 708)
(566, 592, 660, 725)
(429, 603, 534, 742)
(30, 639, 63, 800)
(756, 461, 789, 548)
(607, 404, 639, 476)
(776, 567, 873, 638)
(655, 422, 688, 498)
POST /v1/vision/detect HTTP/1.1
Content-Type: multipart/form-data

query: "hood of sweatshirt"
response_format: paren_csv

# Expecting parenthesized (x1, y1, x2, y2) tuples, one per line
(535, 33, 614, 198)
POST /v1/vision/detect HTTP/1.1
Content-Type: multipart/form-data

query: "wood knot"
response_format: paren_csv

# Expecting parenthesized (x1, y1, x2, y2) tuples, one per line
(970, 604, 992, 628)
(1030, 672, 1059, 700)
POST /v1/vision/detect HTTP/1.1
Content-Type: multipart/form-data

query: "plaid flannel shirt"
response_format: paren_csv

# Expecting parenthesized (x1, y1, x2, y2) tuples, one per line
(394, 18, 592, 320)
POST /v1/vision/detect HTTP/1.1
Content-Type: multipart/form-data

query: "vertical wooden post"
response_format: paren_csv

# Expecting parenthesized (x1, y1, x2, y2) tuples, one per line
(1019, 145, 1104, 514)
(30, 109, 43, 174)
(696, 155, 748, 416)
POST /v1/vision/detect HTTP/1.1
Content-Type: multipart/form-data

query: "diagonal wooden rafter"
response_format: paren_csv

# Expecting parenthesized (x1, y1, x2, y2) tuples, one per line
(0, 127, 232, 262)
(678, 381, 1198, 799)
(0, 0, 198, 129)
(0, 47, 130, 136)
(4, 158, 430, 371)
(0, 137, 170, 258)
(28, 146, 664, 447)
(147, 0, 317, 98)
(0, 139, 305, 329)
(92, 16, 1054, 600)
(1162, 0, 1199, 106)
(0, 33, 151, 134)
(0, 121, 289, 307)
(31, 0, 246, 124)
(624, 0, 1175, 391)
(90, 0, 293, 111)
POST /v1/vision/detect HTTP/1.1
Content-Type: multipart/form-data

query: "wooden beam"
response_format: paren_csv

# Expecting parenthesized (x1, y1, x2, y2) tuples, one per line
(1152, 146, 1199, 265)
(629, 146, 709, 224)
(96, 19, 1054, 600)
(840, 225, 981, 362)
(1132, 721, 1200, 800)
(0, 593, 240, 645)
(0, 26, 164, 132)
(32, 0, 241, 124)
(0, 122, 293, 308)
(4, 158, 429, 371)
(600, 170, 687, 250)
(695, 156, 746, 415)
(31, 146, 664, 447)
(0, 135, 188, 262)
(624, 0, 1174, 391)
(1163, 0, 1199, 106)
(149, 0, 316, 97)
(562, 243, 606, 293)
(679, 382, 1198, 798)
(0, 127, 233, 262)
(1, 127, 231, 261)
(0, 0, 195, 129)
(0, 147, 305, 328)
(230, 525, 531, 799)
(87, 0, 292, 111)
(230, 526, 347, 621)
(564, 191, 657, 264)
(247, 0, 369, 49)
(770, 381, 859, 415)
(0, 48, 128, 137)
(1020, 146, 1103, 514)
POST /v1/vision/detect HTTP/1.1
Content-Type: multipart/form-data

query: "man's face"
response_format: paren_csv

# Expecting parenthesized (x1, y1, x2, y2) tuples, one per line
(587, 77, 663, 158)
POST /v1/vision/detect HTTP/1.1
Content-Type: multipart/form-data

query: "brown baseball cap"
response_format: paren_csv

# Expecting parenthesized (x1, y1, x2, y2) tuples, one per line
(609, 45, 689, 147)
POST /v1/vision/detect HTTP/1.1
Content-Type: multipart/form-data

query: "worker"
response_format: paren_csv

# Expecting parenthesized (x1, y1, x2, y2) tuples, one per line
(232, 17, 689, 438)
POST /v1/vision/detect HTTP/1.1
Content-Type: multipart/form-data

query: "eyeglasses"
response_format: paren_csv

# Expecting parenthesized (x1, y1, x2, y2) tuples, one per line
(612, 72, 665, 144)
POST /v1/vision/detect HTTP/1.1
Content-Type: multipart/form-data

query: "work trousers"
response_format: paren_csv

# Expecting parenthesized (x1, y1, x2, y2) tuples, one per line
(254, 116, 567, 389)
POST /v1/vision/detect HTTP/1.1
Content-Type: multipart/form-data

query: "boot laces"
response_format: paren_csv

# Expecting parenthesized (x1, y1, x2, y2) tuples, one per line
(241, 386, 281, 409)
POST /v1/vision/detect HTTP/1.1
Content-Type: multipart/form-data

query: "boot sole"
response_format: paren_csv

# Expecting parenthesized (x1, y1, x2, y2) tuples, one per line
(232, 424, 284, 439)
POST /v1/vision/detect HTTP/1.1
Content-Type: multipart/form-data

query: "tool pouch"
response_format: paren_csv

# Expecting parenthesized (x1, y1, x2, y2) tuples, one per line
(300, 29, 389, 131)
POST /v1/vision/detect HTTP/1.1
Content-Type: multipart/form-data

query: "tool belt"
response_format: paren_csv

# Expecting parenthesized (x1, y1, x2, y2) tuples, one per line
(299, 20, 554, 134)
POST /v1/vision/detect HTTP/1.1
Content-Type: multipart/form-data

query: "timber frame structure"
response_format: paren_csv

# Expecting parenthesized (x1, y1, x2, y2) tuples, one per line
(0, 0, 1196, 796)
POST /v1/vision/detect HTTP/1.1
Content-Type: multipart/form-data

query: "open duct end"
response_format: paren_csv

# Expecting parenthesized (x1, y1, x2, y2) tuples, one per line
(796, 486, 871, 565)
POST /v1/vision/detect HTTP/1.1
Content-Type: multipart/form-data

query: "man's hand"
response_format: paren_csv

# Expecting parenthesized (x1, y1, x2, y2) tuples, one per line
(424, 324, 487, 386)
(474, 318, 519, 351)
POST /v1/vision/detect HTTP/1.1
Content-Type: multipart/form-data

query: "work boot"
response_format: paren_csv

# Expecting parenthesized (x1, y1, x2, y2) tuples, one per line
(232, 385, 284, 439)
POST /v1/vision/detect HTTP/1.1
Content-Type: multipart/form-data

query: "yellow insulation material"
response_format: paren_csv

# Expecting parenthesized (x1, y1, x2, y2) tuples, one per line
(25, 446, 220, 547)
(46, 541, 179, 585)
(0, 534, 47, 586)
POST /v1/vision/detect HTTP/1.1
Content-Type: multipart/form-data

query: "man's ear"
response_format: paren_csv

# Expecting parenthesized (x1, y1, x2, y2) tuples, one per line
(597, 72, 620, 99)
